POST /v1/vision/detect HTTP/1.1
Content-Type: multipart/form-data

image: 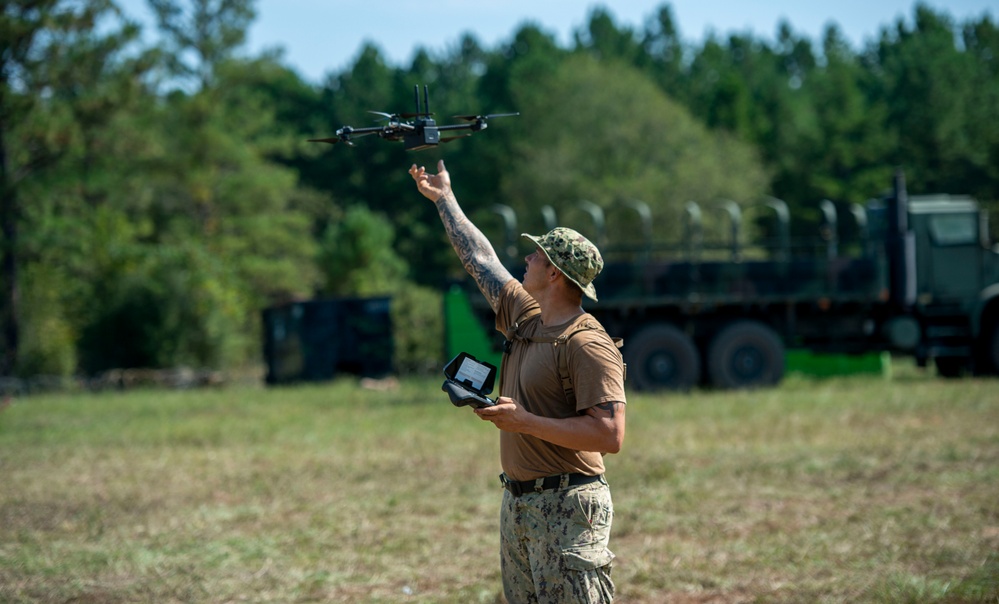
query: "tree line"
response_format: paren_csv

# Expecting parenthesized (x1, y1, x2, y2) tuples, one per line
(2, 0, 997, 378)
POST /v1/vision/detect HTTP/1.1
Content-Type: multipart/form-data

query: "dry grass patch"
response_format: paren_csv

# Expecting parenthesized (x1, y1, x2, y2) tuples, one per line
(1, 371, 997, 603)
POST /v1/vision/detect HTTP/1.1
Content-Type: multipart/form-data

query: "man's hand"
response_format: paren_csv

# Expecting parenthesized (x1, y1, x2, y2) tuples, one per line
(409, 159, 451, 202)
(474, 397, 532, 432)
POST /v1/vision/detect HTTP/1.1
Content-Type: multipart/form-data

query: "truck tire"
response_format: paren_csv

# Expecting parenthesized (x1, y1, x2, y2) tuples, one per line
(934, 356, 966, 378)
(988, 323, 999, 374)
(707, 320, 784, 389)
(624, 324, 701, 392)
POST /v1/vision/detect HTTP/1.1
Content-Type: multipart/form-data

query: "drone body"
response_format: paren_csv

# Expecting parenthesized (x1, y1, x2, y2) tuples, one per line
(309, 85, 518, 151)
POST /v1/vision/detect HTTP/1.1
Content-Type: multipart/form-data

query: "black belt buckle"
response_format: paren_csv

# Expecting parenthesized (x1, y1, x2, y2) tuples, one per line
(498, 474, 515, 496)
(500, 473, 526, 497)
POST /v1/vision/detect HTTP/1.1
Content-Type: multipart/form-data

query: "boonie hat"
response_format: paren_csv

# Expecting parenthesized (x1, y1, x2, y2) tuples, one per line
(522, 227, 604, 301)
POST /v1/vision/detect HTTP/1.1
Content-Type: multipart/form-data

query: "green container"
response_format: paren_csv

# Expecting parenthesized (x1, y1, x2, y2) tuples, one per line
(443, 286, 503, 371)
(785, 349, 888, 377)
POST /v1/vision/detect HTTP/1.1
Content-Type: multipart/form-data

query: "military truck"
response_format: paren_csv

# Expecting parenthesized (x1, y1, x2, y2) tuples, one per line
(464, 172, 999, 391)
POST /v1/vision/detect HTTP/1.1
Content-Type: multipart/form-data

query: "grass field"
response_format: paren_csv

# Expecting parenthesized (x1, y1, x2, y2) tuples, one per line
(1, 366, 997, 603)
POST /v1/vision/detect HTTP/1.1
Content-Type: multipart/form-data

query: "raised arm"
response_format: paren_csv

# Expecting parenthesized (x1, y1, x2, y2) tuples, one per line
(409, 160, 513, 312)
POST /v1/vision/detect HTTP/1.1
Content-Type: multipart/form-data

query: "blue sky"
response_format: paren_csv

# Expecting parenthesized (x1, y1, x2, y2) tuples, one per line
(115, 0, 996, 84)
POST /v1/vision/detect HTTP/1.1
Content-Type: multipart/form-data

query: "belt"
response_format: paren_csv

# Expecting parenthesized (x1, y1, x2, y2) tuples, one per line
(499, 472, 603, 497)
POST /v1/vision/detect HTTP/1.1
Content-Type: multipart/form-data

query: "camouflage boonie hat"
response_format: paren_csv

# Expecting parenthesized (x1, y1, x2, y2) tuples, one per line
(522, 227, 604, 301)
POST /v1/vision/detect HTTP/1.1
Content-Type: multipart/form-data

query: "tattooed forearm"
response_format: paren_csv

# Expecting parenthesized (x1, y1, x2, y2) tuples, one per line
(435, 192, 512, 312)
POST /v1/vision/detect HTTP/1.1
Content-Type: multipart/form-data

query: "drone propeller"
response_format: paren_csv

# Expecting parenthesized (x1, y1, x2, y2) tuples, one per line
(308, 136, 362, 147)
(369, 111, 423, 124)
(453, 112, 520, 121)
(441, 133, 472, 143)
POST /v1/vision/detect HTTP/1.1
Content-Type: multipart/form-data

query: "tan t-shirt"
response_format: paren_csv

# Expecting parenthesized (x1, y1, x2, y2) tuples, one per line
(495, 280, 627, 481)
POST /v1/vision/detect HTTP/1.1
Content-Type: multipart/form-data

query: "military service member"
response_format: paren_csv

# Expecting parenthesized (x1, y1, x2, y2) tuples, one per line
(409, 160, 627, 603)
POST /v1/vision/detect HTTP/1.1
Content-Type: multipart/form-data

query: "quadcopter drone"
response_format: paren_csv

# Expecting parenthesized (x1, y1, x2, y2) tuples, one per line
(309, 85, 518, 151)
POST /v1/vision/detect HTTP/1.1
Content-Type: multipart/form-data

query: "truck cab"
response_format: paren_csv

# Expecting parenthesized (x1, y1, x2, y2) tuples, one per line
(909, 196, 998, 301)
(871, 190, 999, 375)
(910, 195, 999, 374)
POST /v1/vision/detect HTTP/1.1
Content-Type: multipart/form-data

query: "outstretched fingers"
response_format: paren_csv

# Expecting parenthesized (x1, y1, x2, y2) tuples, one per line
(409, 160, 451, 201)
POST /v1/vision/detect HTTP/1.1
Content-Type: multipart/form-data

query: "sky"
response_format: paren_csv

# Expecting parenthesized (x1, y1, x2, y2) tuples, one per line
(115, 0, 996, 84)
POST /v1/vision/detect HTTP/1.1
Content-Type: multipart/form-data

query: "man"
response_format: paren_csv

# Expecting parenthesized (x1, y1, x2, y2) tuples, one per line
(409, 160, 626, 603)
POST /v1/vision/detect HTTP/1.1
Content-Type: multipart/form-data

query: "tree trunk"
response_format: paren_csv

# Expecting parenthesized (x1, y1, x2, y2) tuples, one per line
(0, 115, 18, 377)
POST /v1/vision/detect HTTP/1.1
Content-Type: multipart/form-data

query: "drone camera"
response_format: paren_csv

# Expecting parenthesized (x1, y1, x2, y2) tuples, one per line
(404, 126, 440, 151)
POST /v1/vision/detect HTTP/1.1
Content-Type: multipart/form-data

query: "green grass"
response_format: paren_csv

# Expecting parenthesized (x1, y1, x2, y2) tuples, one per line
(1, 368, 997, 603)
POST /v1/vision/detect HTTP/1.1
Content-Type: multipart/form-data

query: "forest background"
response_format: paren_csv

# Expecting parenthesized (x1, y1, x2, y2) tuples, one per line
(2, 0, 998, 381)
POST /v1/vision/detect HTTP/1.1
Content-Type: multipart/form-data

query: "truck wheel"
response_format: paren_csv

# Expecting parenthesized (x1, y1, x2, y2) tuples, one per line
(624, 324, 701, 392)
(707, 321, 784, 389)
(934, 356, 966, 378)
(988, 323, 999, 374)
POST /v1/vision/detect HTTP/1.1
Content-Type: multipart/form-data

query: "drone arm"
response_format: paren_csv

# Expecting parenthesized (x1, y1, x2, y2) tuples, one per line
(341, 125, 390, 135)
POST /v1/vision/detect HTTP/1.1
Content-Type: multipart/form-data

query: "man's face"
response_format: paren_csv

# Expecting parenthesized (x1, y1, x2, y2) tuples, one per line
(523, 246, 552, 295)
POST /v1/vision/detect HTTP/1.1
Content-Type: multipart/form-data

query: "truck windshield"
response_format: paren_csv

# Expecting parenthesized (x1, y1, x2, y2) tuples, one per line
(929, 214, 977, 246)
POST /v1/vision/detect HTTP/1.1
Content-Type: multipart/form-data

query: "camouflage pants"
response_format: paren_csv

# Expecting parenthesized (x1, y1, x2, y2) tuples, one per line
(500, 475, 615, 603)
